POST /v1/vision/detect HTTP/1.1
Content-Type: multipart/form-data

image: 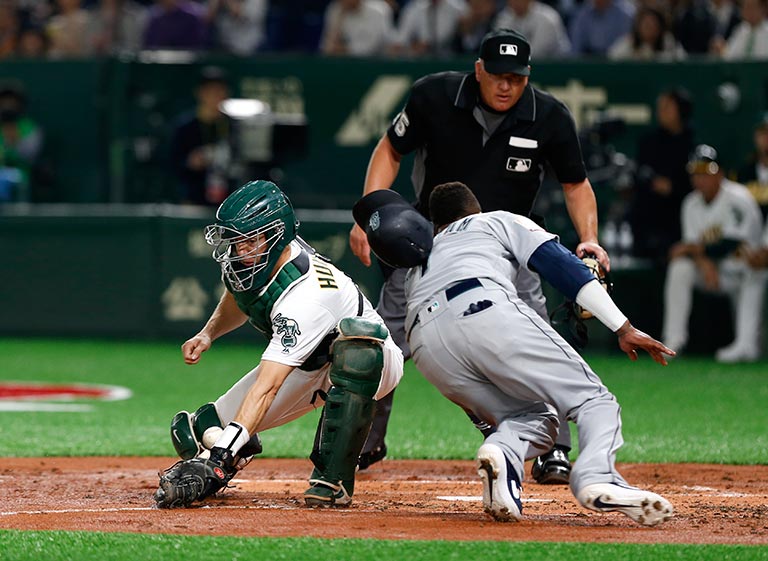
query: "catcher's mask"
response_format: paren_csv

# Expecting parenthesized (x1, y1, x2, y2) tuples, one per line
(205, 180, 299, 291)
(352, 190, 433, 268)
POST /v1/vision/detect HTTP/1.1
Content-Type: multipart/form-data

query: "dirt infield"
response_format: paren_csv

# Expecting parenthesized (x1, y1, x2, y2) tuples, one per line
(1, 457, 766, 544)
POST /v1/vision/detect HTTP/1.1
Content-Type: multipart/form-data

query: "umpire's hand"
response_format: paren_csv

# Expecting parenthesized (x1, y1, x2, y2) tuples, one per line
(576, 241, 610, 273)
(350, 224, 372, 267)
(616, 321, 675, 365)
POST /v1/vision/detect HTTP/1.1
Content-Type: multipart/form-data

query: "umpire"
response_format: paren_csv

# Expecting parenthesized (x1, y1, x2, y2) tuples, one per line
(349, 28, 610, 483)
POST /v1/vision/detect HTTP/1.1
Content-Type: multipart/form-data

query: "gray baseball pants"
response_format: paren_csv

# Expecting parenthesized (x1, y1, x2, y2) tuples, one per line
(407, 279, 629, 494)
(363, 266, 573, 455)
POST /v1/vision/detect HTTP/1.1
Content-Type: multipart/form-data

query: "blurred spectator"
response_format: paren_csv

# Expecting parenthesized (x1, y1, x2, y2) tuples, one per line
(0, 82, 44, 202)
(662, 144, 766, 362)
(320, 0, 394, 56)
(143, 0, 209, 50)
(0, 0, 20, 58)
(493, 0, 570, 57)
(627, 87, 694, 267)
(710, 0, 740, 41)
(16, 0, 53, 28)
(16, 26, 49, 57)
(609, 6, 686, 60)
(90, 0, 147, 55)
(568, 0, 634, 56)
(451, 0, 496, 53)
(389, 0, 467, 56)
(736, 114, 768, 217)
(671, 0, 716, 55)
(169, 67, 233, 206)
(722, 0, 768, 59)
(47, 0, 97, 57)
(208, 0, 267, 56)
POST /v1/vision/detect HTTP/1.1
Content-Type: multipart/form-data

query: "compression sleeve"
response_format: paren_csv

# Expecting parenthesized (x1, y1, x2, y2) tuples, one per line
(527, 239, 595, 301)
(575, 280, 628, 332)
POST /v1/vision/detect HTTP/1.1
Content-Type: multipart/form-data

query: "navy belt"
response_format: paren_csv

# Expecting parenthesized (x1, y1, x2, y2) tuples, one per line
(445, 278, 482, 301)
(407, 278, 483, 340)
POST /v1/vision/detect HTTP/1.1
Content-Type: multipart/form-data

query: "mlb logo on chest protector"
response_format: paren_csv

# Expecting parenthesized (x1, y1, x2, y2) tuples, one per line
(500, 44, 518, 55)
(506, 157, 532, 172)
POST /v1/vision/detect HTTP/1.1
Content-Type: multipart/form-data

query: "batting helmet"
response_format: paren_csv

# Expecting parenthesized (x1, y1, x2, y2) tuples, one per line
(352, 190, 433, 268)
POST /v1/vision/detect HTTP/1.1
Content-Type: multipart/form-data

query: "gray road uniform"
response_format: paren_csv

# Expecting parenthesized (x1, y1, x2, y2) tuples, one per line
(405, 211, 629, 494)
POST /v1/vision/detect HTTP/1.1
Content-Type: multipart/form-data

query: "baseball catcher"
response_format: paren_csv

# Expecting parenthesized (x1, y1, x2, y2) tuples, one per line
(154, 180, 404, 509)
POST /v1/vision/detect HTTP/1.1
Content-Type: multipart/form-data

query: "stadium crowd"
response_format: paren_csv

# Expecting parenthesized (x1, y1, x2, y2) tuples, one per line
(0, 0, 766, 60)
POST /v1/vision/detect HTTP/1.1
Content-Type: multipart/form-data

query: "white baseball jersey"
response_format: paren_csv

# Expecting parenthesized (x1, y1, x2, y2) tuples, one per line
(404, 211, 556, 323)
(215, 240, 404, 432)
(261, 241, 385, 366)
(663, 178, 768, 356)
(681, 178, 763, 250)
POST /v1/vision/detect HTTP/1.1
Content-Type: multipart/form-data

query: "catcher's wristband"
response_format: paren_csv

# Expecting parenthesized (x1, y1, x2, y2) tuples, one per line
(575, 280, 627, 332)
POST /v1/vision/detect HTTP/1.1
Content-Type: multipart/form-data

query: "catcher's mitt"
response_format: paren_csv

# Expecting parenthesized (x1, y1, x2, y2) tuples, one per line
(154, 457, 234, 509)
(573, 255, 612, 320)
(549, 254, 613, 350)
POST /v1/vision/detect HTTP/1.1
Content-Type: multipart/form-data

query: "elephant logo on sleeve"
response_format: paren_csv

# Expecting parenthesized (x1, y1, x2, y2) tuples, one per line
(273, 314, 301, 352)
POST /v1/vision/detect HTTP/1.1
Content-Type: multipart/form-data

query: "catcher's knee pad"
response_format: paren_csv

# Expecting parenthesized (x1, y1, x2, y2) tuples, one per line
(329, 317, 387, 398)
(171, 402, 222, 460)
(308, 318, 387, 496)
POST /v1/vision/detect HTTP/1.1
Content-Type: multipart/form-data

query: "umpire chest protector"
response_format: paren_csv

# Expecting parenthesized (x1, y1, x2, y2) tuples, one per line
(388, 72, 587, 216)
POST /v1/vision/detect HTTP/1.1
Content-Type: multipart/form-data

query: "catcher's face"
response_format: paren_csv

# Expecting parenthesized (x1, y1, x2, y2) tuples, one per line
(234, 233, 268, 266)
(475, 60, 528, 113)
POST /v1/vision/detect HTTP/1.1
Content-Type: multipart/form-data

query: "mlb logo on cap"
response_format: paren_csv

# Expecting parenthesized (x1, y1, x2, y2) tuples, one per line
(500, 44, 518, 55)
(480, 29, 531, 76)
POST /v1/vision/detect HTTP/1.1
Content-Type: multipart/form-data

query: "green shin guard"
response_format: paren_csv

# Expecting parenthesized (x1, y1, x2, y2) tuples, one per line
(304, 321, 385, 507)
(305, 389, 376, 505)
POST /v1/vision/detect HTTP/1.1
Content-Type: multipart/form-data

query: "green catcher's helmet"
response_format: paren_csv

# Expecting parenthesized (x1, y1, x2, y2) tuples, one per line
(204, 180, 299, 291)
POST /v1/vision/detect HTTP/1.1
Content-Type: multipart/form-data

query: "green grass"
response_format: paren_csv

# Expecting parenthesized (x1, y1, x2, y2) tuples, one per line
(1, 338, 767, 463)
(2, 339, 767, 557)
(2, 531, 767, 561)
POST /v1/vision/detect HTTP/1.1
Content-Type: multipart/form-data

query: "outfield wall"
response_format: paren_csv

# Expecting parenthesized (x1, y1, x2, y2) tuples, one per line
(0, 207, 738, 353)
(2, 56, 767, 209)
(0, 206, 380, 340)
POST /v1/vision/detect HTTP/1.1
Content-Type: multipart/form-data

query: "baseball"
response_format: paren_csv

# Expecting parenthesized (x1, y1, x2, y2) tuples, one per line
(202, 426, 223, 449)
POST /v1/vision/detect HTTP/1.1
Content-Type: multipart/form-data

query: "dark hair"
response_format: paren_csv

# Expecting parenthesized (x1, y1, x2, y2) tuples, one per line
(198, 66, 229, 87)
(632, 7, 668, 52)
(0, 80, 27, 106)
(662, 86, 693, 124)
(429, 182, 482, 228)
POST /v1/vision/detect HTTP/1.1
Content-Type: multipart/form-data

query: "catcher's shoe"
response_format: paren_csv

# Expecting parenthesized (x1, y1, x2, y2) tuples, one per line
(531, 445, 571, 485)
(303, 479, 353, 508)
(357, 443, 387, 471)
(476, 443, 523, 522)
(577, 483, 674, 526)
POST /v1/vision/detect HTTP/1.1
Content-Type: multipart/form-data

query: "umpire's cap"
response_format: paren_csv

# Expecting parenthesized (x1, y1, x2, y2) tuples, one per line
(687, 144, 720, 175)
(353, 190, 433, 268)
(479, 29, 531, 76)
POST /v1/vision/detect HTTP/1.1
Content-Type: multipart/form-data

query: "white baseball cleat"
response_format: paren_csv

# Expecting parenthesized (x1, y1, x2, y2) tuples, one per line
(715, 344, 759, 364)
(577, 483, 674, 526)
(476, 443, 523, 522)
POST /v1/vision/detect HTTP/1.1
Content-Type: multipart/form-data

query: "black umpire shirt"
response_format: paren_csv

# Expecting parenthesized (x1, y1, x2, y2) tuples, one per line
(386, 71, 587, 217)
